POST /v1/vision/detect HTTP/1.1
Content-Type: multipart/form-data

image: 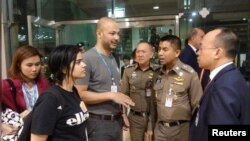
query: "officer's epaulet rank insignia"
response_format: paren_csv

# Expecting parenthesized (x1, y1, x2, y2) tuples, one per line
(127, 64, 135, 68)
(182, 64, 195, 74)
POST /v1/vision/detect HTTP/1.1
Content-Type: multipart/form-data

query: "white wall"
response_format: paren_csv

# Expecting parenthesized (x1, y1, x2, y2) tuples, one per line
(1, 0, 7, 79)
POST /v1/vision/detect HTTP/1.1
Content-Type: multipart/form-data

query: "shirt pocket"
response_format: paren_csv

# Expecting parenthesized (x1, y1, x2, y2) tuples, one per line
(153, 83, 164, 102)
(171, 86, 187, 105)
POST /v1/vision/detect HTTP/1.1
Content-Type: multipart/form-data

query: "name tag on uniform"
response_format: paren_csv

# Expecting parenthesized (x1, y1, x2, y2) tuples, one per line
(165, 97, 173, 107)
(111, 85, 118, 93)
(146, 89, 152, 97)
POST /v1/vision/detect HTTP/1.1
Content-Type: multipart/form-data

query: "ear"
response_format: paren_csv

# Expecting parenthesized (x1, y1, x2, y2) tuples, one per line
(214, 48, 223, 59)
(151, 52, 154, 58)
(96, 29, 102, 37)
(62, 67, 67, 74)
(175, 49, 181, 57)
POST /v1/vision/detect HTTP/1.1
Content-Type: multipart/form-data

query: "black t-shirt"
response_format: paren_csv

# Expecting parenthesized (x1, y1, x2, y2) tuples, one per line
(31, 85, 88, 141)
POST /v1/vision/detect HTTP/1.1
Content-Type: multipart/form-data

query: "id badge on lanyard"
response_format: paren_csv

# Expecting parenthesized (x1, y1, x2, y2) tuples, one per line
(111, 77, 117, 92)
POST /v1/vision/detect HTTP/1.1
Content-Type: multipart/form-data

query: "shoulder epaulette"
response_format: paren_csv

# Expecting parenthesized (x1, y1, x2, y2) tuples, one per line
(127, 64, 135, 68)
(181, 64, 195, 73)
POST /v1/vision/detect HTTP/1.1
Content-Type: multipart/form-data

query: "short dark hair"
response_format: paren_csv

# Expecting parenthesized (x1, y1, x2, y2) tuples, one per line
(214, 27, 239, 59)
(48, 45, 83, 85)
(9, 45, 42, 81)
(160, 35, 181, 50)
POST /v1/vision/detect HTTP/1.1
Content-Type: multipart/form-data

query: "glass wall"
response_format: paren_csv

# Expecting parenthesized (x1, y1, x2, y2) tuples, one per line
(1, 0, 250, 80)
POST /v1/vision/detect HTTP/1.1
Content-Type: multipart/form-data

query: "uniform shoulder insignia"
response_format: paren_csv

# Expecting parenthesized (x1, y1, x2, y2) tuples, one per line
(127, 64, 135, 68)
(152, 64, 161, 71)
(181, 64, 195, 73)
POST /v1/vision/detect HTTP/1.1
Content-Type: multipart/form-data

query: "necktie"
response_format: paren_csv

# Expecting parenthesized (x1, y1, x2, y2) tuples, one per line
(204, 77, 212, 90)
(196, 49, 199, 55)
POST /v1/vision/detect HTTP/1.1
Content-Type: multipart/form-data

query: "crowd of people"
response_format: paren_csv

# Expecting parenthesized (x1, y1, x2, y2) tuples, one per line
(1, 16, 249, 141)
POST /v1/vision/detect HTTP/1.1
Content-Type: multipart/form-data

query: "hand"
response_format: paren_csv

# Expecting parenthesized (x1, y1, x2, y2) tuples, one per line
(122, 114, 130, 131)
(111, 92, 135, 108)
(20, 110, 30, 118)
(144, 130, 153, 141)
(1, 123, 18, 135)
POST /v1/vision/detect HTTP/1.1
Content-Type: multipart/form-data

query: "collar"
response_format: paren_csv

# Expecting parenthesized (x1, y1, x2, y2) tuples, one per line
(160, 59, 183, 75)
(134, 63, 157, 71)
(188, 44, 198, 53)
(210, 62, 233, 80)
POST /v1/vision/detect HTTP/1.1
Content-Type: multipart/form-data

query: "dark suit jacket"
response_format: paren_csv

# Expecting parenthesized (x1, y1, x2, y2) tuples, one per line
(189, 64, 250, 141)
(179, 45, 199, 73)
(179, 45, 210, 89)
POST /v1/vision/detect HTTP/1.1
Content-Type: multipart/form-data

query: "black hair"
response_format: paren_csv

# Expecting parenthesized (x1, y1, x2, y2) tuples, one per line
(48, 45, 83, 85)
(160, 35, 181, 50)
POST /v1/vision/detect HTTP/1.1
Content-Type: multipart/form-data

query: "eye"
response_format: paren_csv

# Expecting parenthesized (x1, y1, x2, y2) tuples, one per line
(35, 62, 41, 66)
(75, 59, 83, 64)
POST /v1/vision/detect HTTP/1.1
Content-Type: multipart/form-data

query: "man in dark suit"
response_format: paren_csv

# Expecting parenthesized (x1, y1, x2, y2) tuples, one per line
(189, 27, 250, 141)
(179, 28, 210, 89)
(180, 28, 204, 72)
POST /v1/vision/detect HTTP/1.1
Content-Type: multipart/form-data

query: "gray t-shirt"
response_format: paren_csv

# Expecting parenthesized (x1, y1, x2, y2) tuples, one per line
(76, 47, 121, 115)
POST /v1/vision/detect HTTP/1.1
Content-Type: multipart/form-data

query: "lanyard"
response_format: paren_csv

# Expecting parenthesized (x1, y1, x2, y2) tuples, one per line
(22, 82, 38, 111)
(94, 47, 115, 79)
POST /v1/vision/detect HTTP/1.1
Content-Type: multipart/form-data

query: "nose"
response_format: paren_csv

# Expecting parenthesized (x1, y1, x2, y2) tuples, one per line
(114, 33, 120, 41)
(81, 61, 86, 67)
(32, 65, 39, 71)
(158, 50, 162, 56)
(137, 52, 143, 57)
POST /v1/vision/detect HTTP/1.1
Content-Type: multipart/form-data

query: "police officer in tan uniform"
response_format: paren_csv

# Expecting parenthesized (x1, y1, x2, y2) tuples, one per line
(153, 35, 202, 141)
(120, 41, 159, 141)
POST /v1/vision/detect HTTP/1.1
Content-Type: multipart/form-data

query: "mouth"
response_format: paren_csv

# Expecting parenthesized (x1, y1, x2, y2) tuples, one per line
(82, 69, 86, 73)
(111, 41, 118, 46)
(31, 73, 38, 76)
(137, 58, 144, 61)
(159, 58, 165, 61)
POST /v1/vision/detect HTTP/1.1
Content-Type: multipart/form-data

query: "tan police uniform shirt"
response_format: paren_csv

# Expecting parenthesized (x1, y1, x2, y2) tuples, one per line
(120, 63, 160, 129)
(154, 59, 203, 122)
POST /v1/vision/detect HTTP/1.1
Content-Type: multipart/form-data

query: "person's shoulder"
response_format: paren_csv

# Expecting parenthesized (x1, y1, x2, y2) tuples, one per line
(37, 77, 49, 84)
(124, 64, 137, 73)
(150, 63, 161, 71)
(36, 77, 50, 89)
(84, 48, 96, 57)
(126, 64, 136, 70)
(2, 78, 22, 88)
(39, 86, 61, 101)
(178, 62, 196, 74)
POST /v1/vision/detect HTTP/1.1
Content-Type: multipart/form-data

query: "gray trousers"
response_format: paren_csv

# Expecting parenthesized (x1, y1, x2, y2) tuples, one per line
(87, 117, 123, 141)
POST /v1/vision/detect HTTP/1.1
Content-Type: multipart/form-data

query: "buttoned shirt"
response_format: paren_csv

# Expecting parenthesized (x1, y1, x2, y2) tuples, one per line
(153, 59, 203, 122)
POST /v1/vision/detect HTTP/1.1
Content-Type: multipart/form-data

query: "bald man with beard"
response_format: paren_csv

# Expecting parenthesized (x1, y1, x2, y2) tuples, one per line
(76, 17, 135, 141)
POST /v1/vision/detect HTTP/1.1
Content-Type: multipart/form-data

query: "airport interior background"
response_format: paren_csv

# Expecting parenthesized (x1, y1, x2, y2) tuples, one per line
(1, 0, 250, 80)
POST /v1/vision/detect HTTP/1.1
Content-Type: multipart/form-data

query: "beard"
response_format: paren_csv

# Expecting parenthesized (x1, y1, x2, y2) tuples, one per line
(102, 41, 116, 53)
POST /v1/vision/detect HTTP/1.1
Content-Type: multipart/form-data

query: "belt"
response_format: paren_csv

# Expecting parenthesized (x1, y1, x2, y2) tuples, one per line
(130, 109, 149, 117)
(89, 113, 121, 121)
(160, 120, 187, 127)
